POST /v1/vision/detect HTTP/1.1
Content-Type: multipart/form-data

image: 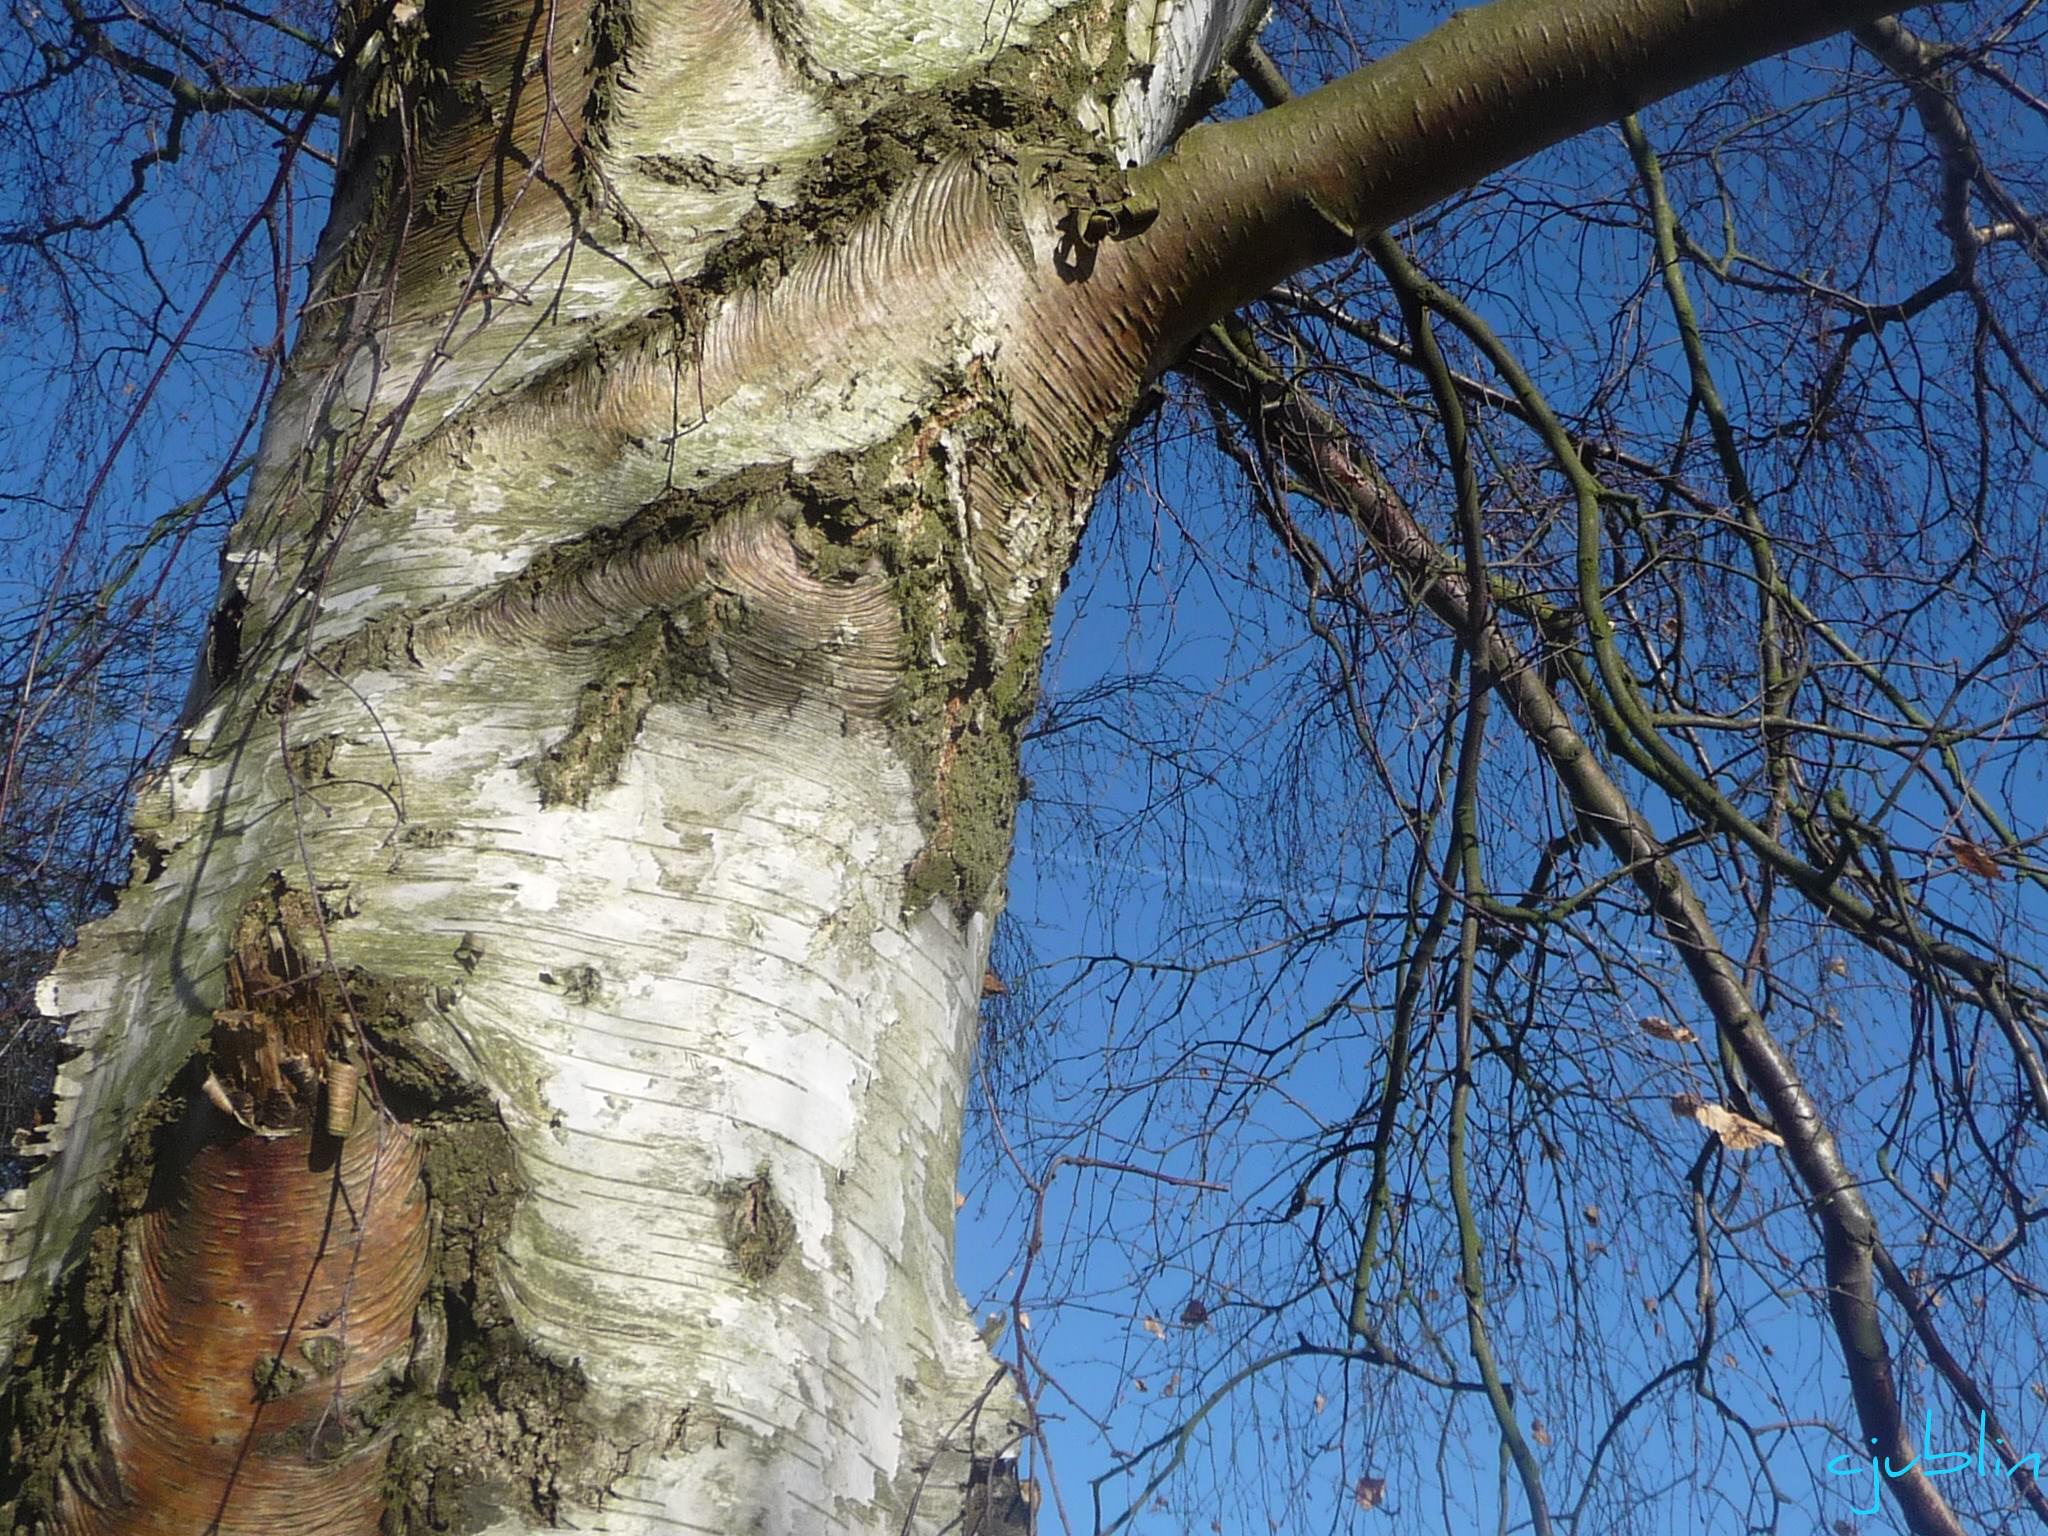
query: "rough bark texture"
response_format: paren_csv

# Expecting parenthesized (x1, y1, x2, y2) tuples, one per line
(0, 0, 1256, 1530)
(0, 0, 1938, 1530)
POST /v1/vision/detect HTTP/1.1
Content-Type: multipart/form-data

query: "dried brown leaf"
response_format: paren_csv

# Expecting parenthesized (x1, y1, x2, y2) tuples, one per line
(1640, 1015, 1698, 1045)
(1670, 1093, 1784, 1150)
(1948, 837, 2004, 882)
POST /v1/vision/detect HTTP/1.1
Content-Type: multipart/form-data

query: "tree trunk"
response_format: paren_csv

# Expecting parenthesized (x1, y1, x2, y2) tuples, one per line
(0, 2, 1257, 1529)
(0, 0, 1931, 1530)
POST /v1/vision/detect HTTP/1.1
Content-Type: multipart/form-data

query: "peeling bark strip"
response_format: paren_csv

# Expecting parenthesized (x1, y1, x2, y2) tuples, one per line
(3, 886, 434, 1535)
(0, 0, 1955, 1529)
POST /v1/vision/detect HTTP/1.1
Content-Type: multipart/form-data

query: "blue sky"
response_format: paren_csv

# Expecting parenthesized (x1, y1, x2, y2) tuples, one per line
(954, 19, 2048, 1530)
(7, 4, 2048, 1534)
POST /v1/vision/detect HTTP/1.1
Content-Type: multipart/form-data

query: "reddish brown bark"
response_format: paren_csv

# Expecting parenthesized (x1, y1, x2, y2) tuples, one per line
(60, 1113, 427, 1536)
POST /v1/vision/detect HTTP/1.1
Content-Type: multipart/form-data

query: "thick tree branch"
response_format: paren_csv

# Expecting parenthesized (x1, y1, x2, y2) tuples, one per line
(1122, 0, 1950, 360)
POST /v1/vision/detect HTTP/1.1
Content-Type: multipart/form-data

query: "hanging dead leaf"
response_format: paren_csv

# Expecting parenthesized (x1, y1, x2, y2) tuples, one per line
(982, 967, 1009, 996)
(1583, 1204, 1601, 1225)
(1531, 1420, 1552, 1446)
(953, 1188, 967, 1211)
(1947, 837, 2004, 882)
(1354, 1476, 1387, 1511)
(1704, 1104, 1783, 1150)
(1312, 1392, 1327, 1414)
(1931, 1168, 1949, 1193)
(1141, 1315, 1167, 1340)
(1671, 1095, 1785, 1150)
(1132, 1377, 1148, 1392)
(1640, 1015, 1697, 1045)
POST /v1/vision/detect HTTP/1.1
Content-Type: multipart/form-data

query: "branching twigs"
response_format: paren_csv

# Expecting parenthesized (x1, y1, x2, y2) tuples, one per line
(1373, 232, 1556, 1534)
(0, 50, 342, 839)
(0, 0, 337, 249)
(1620, 117, 1802, 838)
(1850, 12, 2048, 422)
(51, 0, 339, 118)
(1380, 257, 2048, 1063)
(1185, 312, 1975, 1536)
(1267, 284, 1732, 519)
(1873, 1240, 2048, 1523)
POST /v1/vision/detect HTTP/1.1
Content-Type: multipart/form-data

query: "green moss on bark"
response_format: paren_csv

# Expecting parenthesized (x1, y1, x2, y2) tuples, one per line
(878, 385, 1057, 919)
(379, 1115, 635, 1534)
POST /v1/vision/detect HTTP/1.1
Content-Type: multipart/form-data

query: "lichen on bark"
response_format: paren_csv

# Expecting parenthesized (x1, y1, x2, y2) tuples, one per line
(715, 1168, 798, 1282)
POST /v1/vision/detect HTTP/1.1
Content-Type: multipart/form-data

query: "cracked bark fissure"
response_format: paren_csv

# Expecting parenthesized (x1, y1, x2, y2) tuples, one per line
(0, 0, 1953, 1530)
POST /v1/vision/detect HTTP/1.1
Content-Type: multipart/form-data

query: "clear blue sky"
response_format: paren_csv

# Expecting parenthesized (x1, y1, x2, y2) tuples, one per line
(8, 5, 2048, 1534)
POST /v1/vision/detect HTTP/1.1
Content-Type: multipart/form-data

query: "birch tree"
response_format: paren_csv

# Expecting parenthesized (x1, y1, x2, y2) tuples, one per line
(0, 0, 2021, 1532)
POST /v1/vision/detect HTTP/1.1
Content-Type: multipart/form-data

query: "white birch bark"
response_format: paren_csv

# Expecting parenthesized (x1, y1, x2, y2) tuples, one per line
(0, 0, 1258, 1530)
